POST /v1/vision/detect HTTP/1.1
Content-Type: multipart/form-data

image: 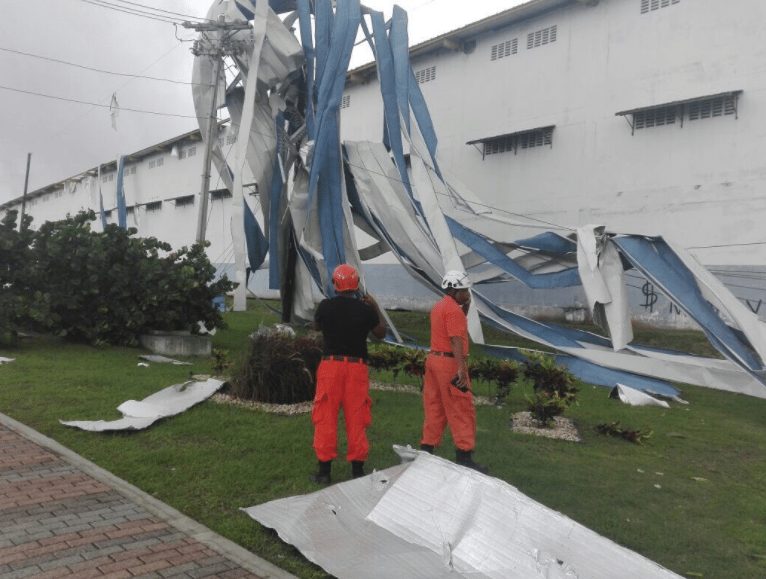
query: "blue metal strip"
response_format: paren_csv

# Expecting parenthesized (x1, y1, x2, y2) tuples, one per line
(514, 232, 577, 255)
(447, 217, 581, 288)
(389, 6, 411, 135)
(244, 199, 268, 272)
(296, 0, 316, 140)
(115, 156, 127, 229)
(614, 236, 764, 373)
(268, 112, 285, 289)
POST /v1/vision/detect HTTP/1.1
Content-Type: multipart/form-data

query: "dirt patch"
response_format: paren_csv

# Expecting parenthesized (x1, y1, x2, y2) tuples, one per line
(510, 411, 581, 442)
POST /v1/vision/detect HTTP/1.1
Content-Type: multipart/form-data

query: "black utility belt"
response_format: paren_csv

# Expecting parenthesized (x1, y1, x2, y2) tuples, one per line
(322, 355, 366, 364)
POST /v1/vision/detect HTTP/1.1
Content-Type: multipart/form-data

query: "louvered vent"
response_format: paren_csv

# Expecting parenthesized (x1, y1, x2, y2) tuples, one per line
(490, 38, 518, 61)
(633, 106, 677, 130)
(527, 25, 557, 50)
(341, 94, 351, 109)
(688, 95, 736, 121)
(484, 127, 554, 156)
(641, 0, 680, 14)
(415, 65, 437, 84)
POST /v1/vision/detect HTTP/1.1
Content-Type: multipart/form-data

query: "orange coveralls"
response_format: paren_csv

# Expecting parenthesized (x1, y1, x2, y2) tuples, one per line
(312, 359, 371, 462)
(420, 295, 476, 451)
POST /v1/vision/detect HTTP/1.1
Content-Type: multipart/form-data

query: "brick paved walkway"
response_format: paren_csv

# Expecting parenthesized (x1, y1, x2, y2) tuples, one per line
(0, 418, 293, 579)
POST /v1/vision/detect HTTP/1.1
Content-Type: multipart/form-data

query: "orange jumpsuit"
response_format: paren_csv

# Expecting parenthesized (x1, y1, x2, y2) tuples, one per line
(420, 295, 476, 451)
(312, 296, 378, 463)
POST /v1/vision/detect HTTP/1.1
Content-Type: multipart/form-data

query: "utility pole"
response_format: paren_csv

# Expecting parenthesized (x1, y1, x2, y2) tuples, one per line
(183, 16, 251, 244)
(18, 153, 31, 232)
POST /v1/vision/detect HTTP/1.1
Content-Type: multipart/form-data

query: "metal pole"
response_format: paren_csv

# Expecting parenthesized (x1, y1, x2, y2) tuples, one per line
(195, 56, 224, 243)
(18, 153, 31, 232)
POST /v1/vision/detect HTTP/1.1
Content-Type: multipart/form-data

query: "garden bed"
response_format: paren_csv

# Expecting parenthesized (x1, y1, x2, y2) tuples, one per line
(510, 411, 581, 442)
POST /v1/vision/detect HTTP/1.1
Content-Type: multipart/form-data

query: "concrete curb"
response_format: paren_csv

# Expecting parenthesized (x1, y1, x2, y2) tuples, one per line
(0, 411, 297, 579)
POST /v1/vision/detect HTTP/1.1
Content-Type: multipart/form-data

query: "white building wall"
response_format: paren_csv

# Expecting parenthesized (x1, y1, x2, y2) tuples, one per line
(341, 0, 766, 266)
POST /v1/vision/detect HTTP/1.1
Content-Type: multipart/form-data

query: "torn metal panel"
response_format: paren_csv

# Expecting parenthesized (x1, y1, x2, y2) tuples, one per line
(60, 378, 224, 432)
(244, 452, 682, 578)
(138, 355, 191, 366)
(0, 357, 15, 364)
(611, 384, 671, 408)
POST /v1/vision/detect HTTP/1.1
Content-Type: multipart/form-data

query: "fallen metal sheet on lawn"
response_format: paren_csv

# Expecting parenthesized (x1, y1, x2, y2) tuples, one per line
(243, 450, 682, 579)
(138, 354, 191, 366)
(60, 378, 224, 432)
(611, 384, 671, 408)
(0, 357, 15, 364)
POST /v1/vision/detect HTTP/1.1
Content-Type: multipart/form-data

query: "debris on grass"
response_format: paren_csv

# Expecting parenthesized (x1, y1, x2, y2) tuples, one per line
(510, 411, 581, 442)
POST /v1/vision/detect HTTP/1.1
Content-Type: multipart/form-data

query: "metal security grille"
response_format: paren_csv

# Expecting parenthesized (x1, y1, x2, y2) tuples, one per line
(527, 25, 557, 50)
(483, 127, 554, 156)
(415, 65, 437, 84)
(641, 0, 680, 14)
(634, 105, 677, 129)
(490, 38, 518, 61)
(341, 94, 351, 109)
(688, 95, 737, 120)
(145, 201, 162, 212)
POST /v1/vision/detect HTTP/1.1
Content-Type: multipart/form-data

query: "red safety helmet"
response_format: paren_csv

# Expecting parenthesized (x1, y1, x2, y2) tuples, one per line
(332, 264, 360, 292)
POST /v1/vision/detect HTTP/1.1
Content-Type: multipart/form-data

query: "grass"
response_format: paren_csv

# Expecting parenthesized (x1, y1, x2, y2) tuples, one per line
(0, 299, 765, 578)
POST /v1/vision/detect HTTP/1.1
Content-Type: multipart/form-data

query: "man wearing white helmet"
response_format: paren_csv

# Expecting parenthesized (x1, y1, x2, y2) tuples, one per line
(419, 270, 488, 473)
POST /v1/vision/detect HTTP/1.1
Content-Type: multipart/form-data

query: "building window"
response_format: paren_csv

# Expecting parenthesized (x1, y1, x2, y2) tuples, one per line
(415, 65, 436, 84)
(174, 195, 195, 207)
(145, 201, 162, 212)
(101, 173, 114, 183)
(226, 133, 237, 145)
(187, 146, 196, 158)
(104, 209, 112, 218)
(148, 157, 164, 169)
(641, 0, 680, 14)
(210, 189, 233, 201)
(527, 25, 557, 50)
(126, 166, 136, 175)
(126, 206, 135, 215)
(491, 38, 518, 61)
(467, 126, 554, 159)
(341, 94, 351, 109)
(616, 91, 741, 134)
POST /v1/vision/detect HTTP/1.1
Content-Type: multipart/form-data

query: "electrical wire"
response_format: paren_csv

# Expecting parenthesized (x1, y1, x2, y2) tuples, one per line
(0, 84, 198, 119)
(79, 0, 185, 24)
(687, 241, 766, 249)
(0, 46, 210, 87)
(103, 0, 210, 22)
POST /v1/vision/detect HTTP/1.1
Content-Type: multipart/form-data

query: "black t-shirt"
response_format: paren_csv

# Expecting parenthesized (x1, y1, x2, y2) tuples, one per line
(315, 296, 379, 359)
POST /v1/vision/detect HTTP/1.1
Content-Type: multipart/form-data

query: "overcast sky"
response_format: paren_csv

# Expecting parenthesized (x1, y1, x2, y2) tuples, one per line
(0, 0, 524, 203)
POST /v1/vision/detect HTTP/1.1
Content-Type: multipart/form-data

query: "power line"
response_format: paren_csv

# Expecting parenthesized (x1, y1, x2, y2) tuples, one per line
(105, 0, 210, 22)
(0, 46, 209, 87)
(79, 0, 184, 24)
(687, 241, 766, 249)
(0, 84, 197, 119)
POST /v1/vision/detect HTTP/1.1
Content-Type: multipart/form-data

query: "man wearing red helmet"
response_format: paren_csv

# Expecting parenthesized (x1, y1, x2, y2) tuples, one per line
(420, 270, 488, 474)
(311, 263, 386, 484)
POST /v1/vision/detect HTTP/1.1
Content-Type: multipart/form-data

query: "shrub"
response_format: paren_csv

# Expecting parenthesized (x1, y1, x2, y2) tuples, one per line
(25, 211, 233, 346)
(229, 329, 322, 404)
(367, 344, 406, 380)
(523, 351, 578, 426)
(470, 358, 519, 405)
(0, 211, 37, 346)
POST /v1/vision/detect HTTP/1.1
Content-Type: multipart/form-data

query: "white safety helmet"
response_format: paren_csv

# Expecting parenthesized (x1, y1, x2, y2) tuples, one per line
(441, 270, 472, 290)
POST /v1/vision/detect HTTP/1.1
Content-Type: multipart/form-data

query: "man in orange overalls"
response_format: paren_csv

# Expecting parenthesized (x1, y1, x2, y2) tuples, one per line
(420, 270, 488, 473)
(311, 264, 387, 484)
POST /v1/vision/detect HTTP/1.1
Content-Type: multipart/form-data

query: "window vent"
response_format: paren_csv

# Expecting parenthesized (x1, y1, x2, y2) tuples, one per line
(688, 95, 737, 121)
(641, 0, 680, 14)
(490, 38, 518, 61)
(174, 195, 195, 207)
(470, 126, 554, 158)
(633, 105, 677, 129)
(341, 94, 351, 109)
(415, 65, 436, 84)
(126, 206, 135, 215)
(211, 189, 233, 201)
(145, 201, 162, 212)
(226, 133, 237, 145)
(148, 157, 164, 169)
(126, 166, 136, 175)
(527, 25, 557, 50)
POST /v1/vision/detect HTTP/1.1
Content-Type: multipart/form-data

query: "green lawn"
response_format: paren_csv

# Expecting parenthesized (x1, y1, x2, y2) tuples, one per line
(0, 300, 765, 578)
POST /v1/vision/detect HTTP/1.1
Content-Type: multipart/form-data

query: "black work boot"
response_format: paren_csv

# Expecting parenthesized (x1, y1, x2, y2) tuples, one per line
(351, 461, 365, 479)
(310, 460, 332, 484)
(455, 449, 489, 474)
(419, 444, 435, 454)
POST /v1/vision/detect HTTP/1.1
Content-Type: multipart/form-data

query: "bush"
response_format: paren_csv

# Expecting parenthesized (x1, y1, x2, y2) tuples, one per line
(229, 329, 322, 403)
(0, 211, 34, 346)
(469, 358, 519, 405)
(25, 211, 233, 346)
(523, 352, 578, 426)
